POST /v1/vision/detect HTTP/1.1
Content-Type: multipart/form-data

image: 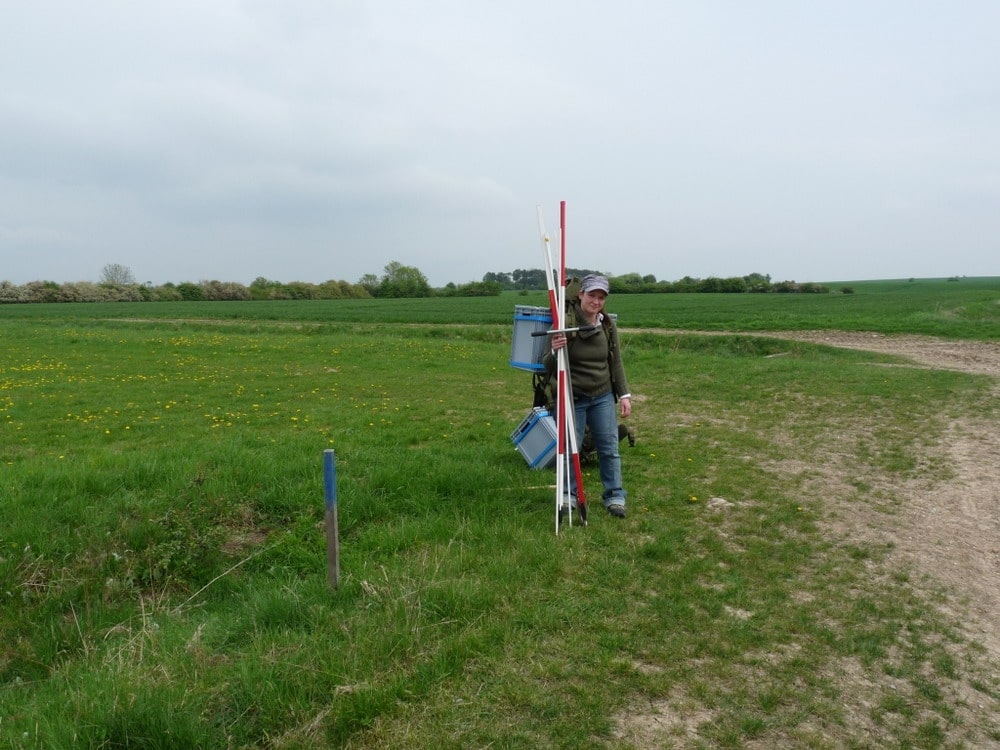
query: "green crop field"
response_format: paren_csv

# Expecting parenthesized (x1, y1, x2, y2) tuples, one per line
(1, 279, 998, 748)
(2, 276, 999, 337)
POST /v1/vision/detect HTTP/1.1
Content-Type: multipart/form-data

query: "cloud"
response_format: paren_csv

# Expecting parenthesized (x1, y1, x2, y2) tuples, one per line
(2, 1, 998, 286)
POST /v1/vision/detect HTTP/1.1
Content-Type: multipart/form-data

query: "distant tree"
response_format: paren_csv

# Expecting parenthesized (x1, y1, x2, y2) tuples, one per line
(358, 273, 380, 296)
(697, 276, 747, 294)
(743, 272, 772, 293)
(201, 280, 251, 300)
(718, 277, 748, 293)
(440, 280, 503, 297)
(59, 281, 106, 302)
(339, 280, 370, 299)
(608, 273, 641, 294)
(482, 271, 513, 288)
(0, 280, 25, 303)
(697, 277, 725, 293)
(176, 282, 204, 301)
(105, 285, 144, 301)
(101, 263, 136, 286)
(798, 282, 829, 294)
(281, 281, 317, 300)
(511, 268, 547, 290)
(249, 277, 280, 300)
(674, 276, 700, 293)
(316, 280, 344, 299)
(153, 284, 183, 301)
(377, 261, 430, 298)
(23, 281, 61, 303)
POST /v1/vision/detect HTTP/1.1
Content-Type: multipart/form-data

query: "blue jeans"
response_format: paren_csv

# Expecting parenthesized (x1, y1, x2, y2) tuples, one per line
(569, 391, 626, 508)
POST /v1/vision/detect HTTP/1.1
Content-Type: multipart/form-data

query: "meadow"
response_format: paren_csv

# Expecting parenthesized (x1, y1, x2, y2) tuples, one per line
(1, 278, 998, 748)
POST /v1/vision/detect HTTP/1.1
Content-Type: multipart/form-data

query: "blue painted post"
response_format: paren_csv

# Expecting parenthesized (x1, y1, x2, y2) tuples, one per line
(324, 449, 340, 589)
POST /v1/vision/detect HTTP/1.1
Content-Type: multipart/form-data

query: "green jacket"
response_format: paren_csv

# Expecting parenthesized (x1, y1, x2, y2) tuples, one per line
(545, 300, 630, 400)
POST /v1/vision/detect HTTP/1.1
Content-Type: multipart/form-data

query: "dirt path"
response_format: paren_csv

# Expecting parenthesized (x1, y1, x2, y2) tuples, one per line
(768, 331, 1000, 661)
(633, 328, 1000, 378)
(635, 329, 1000, 652)
(686, 331, 1000, 668)
(615, 330, 1000, 746)
(757, 329, 1000, 378)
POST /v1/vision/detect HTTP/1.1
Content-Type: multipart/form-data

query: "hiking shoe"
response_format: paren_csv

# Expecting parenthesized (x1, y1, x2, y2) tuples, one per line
(607, 504, 626, 519)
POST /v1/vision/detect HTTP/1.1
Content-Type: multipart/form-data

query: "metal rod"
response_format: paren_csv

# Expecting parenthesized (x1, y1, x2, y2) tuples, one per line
(323, 449, 340, 589)
(530, 324, 597, 337)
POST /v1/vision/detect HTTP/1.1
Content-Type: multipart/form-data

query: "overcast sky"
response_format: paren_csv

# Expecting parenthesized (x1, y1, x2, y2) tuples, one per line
(2, 1, 998, 288)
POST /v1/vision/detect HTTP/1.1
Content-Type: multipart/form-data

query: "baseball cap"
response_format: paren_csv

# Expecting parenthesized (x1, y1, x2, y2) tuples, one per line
(579, 274, 610, 294)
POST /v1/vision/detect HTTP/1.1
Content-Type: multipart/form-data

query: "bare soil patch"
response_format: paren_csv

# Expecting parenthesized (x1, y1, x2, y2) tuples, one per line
(615, 330, 1000, 746)
(759, 329, 1000, 378)
(769, 331, 1000, 661)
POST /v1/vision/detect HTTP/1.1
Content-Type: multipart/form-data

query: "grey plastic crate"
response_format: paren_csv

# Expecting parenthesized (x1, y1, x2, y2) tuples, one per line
(510, 407, 557, 469)
(510, 305, 552, 372)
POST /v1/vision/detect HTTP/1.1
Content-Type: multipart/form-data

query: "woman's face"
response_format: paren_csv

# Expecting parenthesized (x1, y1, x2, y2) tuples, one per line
(579, 289, 607, 318)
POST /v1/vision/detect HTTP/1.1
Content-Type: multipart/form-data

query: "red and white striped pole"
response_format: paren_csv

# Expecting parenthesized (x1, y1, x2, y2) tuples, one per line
(559, 202, 587, 526)
(537, 202, 587, 532)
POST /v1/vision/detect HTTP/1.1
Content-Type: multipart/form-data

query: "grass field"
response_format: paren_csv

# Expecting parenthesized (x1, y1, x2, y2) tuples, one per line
(1, 279, 998, 748)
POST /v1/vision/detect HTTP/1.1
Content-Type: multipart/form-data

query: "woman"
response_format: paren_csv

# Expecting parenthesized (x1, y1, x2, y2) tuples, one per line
(547, 274, 632, 518)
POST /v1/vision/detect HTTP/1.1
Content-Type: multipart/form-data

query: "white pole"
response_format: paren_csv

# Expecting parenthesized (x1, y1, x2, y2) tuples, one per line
(537, 207, 565, 533)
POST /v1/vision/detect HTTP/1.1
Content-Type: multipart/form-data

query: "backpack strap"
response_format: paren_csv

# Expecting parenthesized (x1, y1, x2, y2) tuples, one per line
(564, 275, 582, 301)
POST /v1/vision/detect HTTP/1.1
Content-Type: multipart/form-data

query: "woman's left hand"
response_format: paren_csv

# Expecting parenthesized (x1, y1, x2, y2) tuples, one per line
(620, 396, 632, 418)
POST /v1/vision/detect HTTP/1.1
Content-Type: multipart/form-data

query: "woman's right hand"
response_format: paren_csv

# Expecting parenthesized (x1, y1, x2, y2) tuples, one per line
(551, 332, 567, 351)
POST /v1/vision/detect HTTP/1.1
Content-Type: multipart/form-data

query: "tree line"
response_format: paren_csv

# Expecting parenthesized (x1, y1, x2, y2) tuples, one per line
(0, 261, 480, 304)
(485, 269, 835, 295)
(0, 263, 836, 304)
